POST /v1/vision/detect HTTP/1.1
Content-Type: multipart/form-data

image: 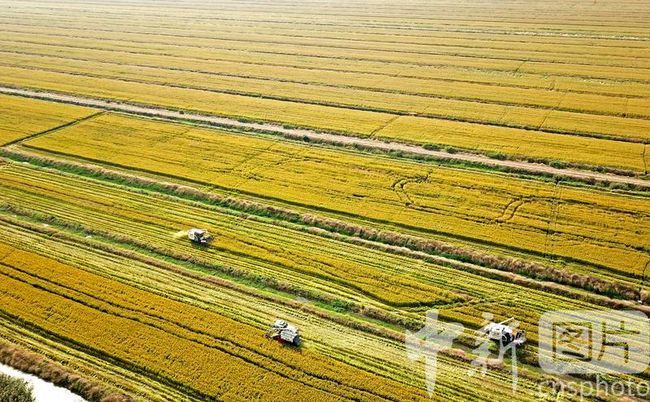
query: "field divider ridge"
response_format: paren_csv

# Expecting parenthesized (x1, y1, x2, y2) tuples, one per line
(1, 85, 648, 189)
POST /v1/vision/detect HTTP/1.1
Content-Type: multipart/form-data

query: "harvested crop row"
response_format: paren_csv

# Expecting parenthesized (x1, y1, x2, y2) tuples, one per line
(0, 243, 431, 401)
(3, 201, 647, 397)
(0, 201, 634, 356)
(0, 231, 553, 402)
(2, 161, 640, 338)
(22, 113, 650, 278)
(0, 175, 643, 400)
(0, 151, 640, 312)
(0, 162, 523, 309)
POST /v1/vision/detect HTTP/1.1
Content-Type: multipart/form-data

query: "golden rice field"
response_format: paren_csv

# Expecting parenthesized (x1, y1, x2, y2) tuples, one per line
(0, 1, 649, 171)
(0, 162, 645, 400)
(0, 222, 556, 401)
(1, 0, 649, 401)
(0, 94, 97, 145)
(24, 113, 650, 281)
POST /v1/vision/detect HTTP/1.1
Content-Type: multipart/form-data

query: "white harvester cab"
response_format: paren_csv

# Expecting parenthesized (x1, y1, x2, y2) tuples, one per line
(266, 319, 301, 346)
(188, 228, 213, 245)
(478, 317, 526, 346)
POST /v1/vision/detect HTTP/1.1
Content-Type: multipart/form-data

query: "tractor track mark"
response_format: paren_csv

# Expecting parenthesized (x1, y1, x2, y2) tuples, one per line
(495, 198, 527, 223)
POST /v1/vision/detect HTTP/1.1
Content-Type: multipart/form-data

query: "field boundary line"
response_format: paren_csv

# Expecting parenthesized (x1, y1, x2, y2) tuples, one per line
(2, 110, 105, 147)
(1, 85, 648, 189)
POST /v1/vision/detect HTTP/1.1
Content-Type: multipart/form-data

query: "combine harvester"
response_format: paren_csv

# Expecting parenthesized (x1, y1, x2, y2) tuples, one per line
(265, 320, 301, 347)
(187, 228, 213, 245)
(479, 317, 526, 346)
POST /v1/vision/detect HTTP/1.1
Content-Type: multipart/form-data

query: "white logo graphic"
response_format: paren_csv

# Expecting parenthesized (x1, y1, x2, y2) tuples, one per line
(471, 313, 523, 392)
(406, 310, 523, 396)
(539, 310, 650, 374)
(405, 310, 463, 395)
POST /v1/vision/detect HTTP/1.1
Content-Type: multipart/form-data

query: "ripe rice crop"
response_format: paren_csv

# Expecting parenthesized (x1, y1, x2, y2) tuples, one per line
(0, 94, 96, 145)
(0, 65, 646, 171)
(0, 219, 565, 401)
(2, 0, 650, 400)
(0, 243, 432, 401)
(2, 50, 649, 143)
(3, 235, 565, 401)
(375, 116, 647, 170)
(0, 168, 645, 400)
(0, 161, 620, 315)
(4, 33, 650, 99)
(23, 113, 650, 279)
(3, 38, 650, 121)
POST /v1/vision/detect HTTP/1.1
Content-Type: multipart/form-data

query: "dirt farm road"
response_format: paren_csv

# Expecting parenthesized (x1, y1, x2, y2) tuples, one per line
(2, 85, 648, 189)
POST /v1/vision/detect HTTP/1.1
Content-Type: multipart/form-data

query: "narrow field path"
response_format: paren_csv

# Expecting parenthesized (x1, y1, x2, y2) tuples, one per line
(2, 85, 648, 189)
